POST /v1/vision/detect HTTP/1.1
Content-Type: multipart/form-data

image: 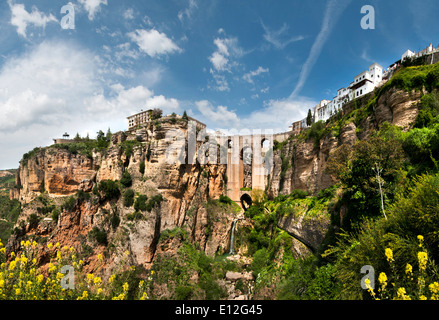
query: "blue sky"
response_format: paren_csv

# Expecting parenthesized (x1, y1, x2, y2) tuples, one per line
(1, 0, 439, 169)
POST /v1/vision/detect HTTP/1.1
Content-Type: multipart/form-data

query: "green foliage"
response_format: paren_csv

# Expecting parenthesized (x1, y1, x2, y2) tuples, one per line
(139, 161, 145, 175)
(88, 226, 108, 245)
(98, 180, 120, 201)
(218, 195, 233, 205)
(414, 91, 439, 128)
(0, 196, 21, 242)
(120, 170, 132, 188)
(134, 194, 148, 212)
(328, 173, 439, 299)
(145, 194, 163, 211)
(305, 120, 327, 148)
(120, 139, 143, 158)
(326, 130, 405, 230)
(306, 109, 313, 127)
(61, 196, 76, 212)
(110, 210, 120, 230)
(251, 248, 268, 277)
(123, 189, 134, 207)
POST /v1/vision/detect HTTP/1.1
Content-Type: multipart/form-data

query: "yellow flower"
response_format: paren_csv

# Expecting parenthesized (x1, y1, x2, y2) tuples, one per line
(420, 295, 427, 300)
(56, 272, 64, 280)
(20, 240, 24, 246)
(97, 288, 103, 295)
(25, 240, 31, 247)
(32, 241, 37, 248)
(56, 251, 62, 261)
(36, 274, 44, 283)
(140, 292, 148, 300)
(86, 273, 94, 283)
(429, 282, 439, 293)
(93, 276, 102, 285)
(48, 263, 56, 273)
(124, 250, 129, 258)
(138, 280, 144, 288)
(82, 291, 88, 299)
(20, 255, 28, 265)
(47, 243, 53, 250)
(108, 274, 116, 284)
(15, 288, 21, 296)
(10, 251, 15, 258)
(9, 260, 16, 271)
(396, 287, 411, 300)
(0, 248, 5, 254)
(385, 248, 394, 262)
(378, 272, 387, 285)
(97, 254, 103, 261)
(417, 235, 424, 243)
(122, 282, 129, 292)
(418, 251, 428, 271)
(405, 263, 413, 275)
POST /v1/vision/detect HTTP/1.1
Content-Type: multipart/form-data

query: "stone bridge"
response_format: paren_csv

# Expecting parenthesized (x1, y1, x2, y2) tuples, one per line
(224, 131, 291, 208)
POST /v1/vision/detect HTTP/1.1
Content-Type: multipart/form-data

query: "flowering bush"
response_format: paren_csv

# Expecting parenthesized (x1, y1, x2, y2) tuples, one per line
(0, 240, 150, 300)
(365, 235, 439, 300)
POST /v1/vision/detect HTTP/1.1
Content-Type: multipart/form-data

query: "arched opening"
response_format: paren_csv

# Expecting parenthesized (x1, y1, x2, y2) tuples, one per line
(261, 138, 271, 150)
(227, 139, 233, 149)
(240, 146, 252, 165)
(240, 193, 252, 211)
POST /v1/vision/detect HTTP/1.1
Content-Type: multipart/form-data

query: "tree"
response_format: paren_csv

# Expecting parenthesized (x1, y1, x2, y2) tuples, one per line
(306, 109, 313, 127)
(151, 108, 163, 120)
(182, 110, 189, 121)
(326, 132, 405, 229)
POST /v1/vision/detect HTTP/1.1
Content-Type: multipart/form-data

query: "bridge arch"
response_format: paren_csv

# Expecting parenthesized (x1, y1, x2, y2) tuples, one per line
(240, 193, 252, 211)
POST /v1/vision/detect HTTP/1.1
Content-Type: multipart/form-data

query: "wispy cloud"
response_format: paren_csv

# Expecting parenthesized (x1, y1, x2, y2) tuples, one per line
(8, 1, 57, 38)
(78, 0, 108, 21)
(178, 0, 198, 24)
(262, 22, 305, 49)
(289, 0, 352, 99)
(243, 66, 269, 84)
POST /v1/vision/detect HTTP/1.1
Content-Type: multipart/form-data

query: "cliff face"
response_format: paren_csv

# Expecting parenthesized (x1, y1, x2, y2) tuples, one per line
(266, 88, 421, 199)
(9, 118, 232, 275)
(8, 86, 422, 284)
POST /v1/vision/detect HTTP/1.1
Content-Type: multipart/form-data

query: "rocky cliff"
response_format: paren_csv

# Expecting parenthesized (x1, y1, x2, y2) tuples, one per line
(8, 117, 235, 277)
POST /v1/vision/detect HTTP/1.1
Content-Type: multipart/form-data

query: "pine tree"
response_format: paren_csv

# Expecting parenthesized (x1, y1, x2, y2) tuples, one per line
(182, 110, 188, 121)
(306, 109, 313, 127)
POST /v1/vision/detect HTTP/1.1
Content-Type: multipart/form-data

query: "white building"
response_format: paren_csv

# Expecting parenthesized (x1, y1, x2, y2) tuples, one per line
(349, 63, 383, 100)
(401, 49, 415, 61)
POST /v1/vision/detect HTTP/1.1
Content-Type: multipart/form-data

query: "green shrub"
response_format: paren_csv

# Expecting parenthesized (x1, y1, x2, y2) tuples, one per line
(61, 196, 76, 212)
(123, 189, 134, 207)
(88, 226, 108, 245)
(120, 170, 132, 188)
(139, 161, 145, 175)
(98, 180, 120, 201)
(145, 194, 163, 211)
(218, 195, 233, 205)
(134, 195, 148, 212)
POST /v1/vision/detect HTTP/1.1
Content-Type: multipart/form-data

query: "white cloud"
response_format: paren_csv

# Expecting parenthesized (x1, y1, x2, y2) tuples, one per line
(209, 52, 229, 72)
(262, 22, 305, 49)
(178, 0, 198, 23)
(128, 29, 182, 58)
(8, 2, 57, 38)
(195, 100, 240, 127)
(0, 41, 180, 169)
(123, 8, 135, 20)
(241, 97, 316, 132)
(242, 66, 269, 84)
(78, 0, 108, 21)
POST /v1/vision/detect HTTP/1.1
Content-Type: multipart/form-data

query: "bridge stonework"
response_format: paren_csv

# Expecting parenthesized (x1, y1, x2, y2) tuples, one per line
(225, 131, 291, 207)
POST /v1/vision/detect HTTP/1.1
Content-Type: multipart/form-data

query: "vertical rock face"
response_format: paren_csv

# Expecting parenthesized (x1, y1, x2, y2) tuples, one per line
(10, 118, 231, 272)
(266, 88, 421, 198)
